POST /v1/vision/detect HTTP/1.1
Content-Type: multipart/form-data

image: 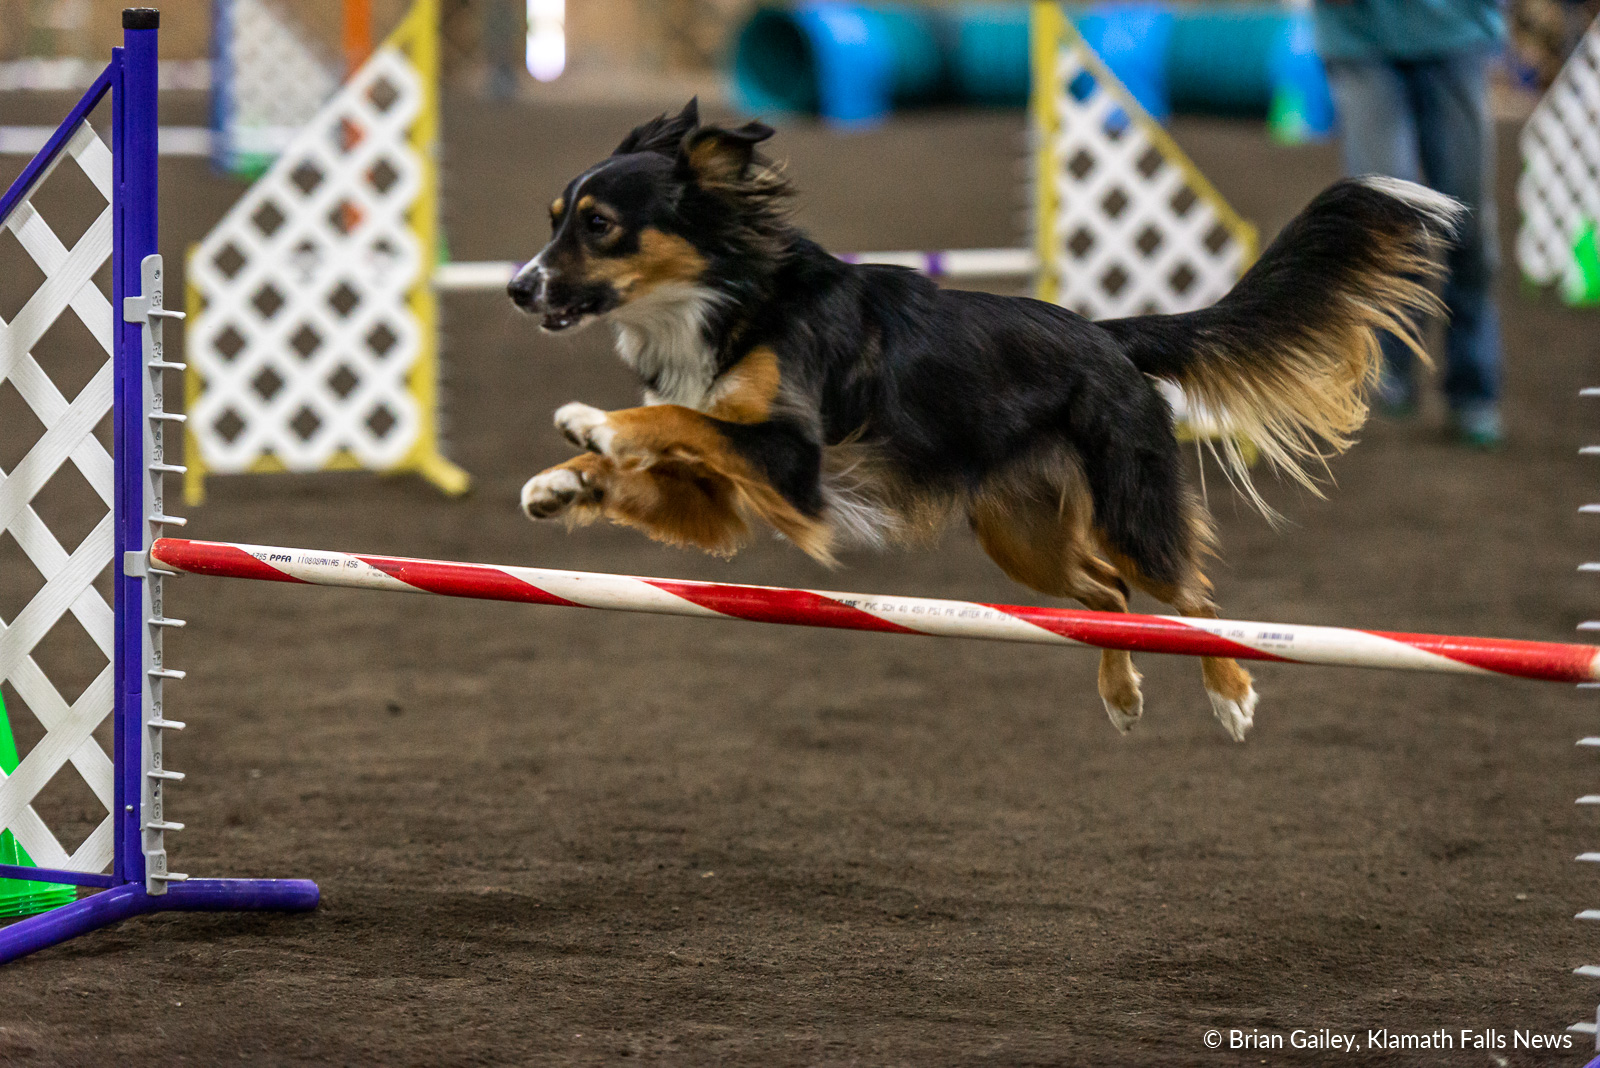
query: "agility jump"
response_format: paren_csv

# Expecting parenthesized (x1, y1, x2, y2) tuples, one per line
(151, 537, 1600, 686)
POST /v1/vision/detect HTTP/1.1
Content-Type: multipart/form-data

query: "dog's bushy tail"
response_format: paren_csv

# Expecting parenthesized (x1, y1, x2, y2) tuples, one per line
(1099, 176, 1463, 518)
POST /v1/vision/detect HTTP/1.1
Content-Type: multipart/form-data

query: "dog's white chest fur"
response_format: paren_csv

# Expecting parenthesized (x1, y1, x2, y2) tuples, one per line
(611, 283, 721, 409)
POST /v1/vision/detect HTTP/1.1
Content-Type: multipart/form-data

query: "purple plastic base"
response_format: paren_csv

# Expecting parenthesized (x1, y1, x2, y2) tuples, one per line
(0, 878, 319, 964)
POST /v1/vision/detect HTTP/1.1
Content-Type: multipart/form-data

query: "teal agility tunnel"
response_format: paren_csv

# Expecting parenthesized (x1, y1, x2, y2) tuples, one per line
(731, 2, 1335, 136)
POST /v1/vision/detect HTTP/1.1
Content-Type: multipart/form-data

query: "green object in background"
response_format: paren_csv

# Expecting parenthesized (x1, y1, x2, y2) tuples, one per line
(0, 690, 76, 919)
(1564, 221, 1600, 307)
(1267, 84, 1314, 145)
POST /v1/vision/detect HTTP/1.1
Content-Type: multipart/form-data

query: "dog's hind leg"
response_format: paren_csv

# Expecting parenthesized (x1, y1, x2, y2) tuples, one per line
(1175, 591, 1257, 742)
(970, 490, 1145, 734)
(1112, 554, 1257, 743)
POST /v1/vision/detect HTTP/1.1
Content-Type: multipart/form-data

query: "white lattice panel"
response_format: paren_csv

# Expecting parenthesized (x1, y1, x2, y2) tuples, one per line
(1041, 45, 1251, 320)
(190, 46, 428, 475)
(0, 121, 118, 874)
(1518, 15, 1600, 297)
(219, 0, 340, 160)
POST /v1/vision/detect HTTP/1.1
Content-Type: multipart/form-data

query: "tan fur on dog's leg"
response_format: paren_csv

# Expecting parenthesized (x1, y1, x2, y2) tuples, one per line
(1174, 595, 1256, 742)
(556, 401, 835, 562)
(970, 488, 1143, 734)
(1122, 566, 1256, 742)
(522, 451, 751, 553)
(1104, 500, 1255, 742)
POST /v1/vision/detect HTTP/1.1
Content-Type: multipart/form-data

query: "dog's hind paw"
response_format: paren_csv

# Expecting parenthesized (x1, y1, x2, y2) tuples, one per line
(1102, 692, 1144, 735)
(554, 402, 614, 455)
(1207, 685, 1257, 742)
(522, 467, 591, 519)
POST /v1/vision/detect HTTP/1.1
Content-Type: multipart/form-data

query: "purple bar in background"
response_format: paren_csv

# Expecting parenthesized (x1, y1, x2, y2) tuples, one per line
(924, 251, 945, 277)
(0, 64, 114, 224)
(0, 865, 115, 889)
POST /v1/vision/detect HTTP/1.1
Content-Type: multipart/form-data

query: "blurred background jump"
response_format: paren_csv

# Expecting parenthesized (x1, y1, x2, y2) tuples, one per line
(1518, 13, 1600, 306)
(185, 0, 467, 505)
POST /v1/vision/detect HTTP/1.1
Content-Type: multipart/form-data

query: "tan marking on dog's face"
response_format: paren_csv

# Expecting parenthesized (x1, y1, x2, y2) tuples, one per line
(549, 196, 565, 222)
(707, 347, 781, 423)
(577, 228, 706, 301)
(575, 194, 596, 213)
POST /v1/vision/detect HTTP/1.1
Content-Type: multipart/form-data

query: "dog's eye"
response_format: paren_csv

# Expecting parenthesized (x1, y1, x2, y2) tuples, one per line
(585, 212, 613, 236)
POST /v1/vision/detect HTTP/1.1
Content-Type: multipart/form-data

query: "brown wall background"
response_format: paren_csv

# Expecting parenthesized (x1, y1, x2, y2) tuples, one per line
(3, 1, 1590, 92)
(0, 0, 755, 72)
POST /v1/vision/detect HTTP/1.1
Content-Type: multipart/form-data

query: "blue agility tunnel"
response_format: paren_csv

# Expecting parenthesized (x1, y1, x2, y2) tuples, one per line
(733, 3, 944, 127)
(731, 1, 1333, 137)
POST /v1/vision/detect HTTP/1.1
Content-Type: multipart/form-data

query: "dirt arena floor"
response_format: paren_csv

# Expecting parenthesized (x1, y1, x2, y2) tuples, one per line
(5, 91, 1600, 1066)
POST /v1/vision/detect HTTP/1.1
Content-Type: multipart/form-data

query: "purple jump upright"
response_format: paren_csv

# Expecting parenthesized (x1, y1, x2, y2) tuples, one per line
(0, 9, 316, 968)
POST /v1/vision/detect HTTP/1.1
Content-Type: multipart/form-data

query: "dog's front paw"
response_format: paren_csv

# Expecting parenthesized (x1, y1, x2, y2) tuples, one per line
(554, 402, 615, 455)
(1207, 685, 1257, 742)
(521, 467, 592, 519)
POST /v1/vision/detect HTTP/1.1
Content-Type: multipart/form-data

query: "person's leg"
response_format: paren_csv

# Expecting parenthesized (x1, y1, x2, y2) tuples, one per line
(1325, 59, 1425, 411)
(1408, 49, 1503, 445)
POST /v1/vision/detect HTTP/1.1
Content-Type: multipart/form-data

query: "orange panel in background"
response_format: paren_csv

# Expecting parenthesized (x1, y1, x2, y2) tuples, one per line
(343, 0, 374, 75)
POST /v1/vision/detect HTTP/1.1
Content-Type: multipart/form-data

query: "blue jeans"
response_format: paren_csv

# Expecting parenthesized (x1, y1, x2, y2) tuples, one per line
(1325, 51, 1502, 420)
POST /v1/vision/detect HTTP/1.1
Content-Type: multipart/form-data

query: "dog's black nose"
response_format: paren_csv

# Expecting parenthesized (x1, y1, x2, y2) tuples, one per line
(507, 265, 541, 307)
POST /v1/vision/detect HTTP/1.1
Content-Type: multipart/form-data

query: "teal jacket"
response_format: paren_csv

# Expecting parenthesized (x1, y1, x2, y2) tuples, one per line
(1314, 0, 1505, 61)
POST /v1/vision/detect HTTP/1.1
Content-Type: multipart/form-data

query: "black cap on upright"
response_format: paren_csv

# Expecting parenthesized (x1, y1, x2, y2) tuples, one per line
(122, 8, 159, 29)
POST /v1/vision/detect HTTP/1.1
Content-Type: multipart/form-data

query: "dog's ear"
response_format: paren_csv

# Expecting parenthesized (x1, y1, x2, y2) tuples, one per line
(678, 121, 775, 185)
(614, 97, 700, 157)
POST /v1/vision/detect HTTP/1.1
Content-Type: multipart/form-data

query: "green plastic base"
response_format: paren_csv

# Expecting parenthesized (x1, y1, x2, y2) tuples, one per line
(0, 831, 75, 918)
(0, 693, 76, 918)
(1267, 86, 1313, 145)
(1563, 221, 1600, 307)
(0, 887, 78, 919)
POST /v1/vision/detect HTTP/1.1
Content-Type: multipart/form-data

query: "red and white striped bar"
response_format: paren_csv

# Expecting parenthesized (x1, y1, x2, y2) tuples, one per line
(150, 538, 1600, 684)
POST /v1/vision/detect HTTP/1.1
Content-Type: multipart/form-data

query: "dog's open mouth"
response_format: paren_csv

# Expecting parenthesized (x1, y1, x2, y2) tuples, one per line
(541, 301, 601, 332)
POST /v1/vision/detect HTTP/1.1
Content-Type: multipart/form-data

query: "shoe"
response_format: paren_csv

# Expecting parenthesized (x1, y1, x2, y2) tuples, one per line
(1449, 404, 1503, 450)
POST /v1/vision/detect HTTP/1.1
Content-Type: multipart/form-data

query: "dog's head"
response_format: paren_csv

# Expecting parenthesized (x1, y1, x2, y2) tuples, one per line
(508, 98, 790, 332)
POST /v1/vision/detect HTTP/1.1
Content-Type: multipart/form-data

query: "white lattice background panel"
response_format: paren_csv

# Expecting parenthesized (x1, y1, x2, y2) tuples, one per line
(1040, 44, 1253, 320)
(0, 121, 118, 874)
(219, 0, 340, 159)
(1518, 15, 1600, 297)
(190, 46, 429, 477)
